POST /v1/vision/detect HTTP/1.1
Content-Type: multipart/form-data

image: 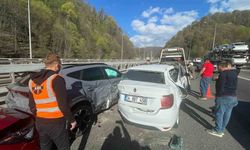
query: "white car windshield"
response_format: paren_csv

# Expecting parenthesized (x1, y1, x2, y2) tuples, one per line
(124, 70, 165, 84)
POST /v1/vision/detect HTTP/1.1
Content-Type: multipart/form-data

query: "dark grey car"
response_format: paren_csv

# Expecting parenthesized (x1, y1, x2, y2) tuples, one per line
(5, 63, 122, 135)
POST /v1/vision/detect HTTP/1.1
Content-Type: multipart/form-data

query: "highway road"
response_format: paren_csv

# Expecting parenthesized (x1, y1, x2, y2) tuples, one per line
(0, 70, 249, 150)
(71, 70, 250, 150)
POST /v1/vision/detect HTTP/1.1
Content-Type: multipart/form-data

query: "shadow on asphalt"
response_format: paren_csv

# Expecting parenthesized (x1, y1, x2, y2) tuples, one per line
(227, 101, 250, 149)
(101, 120, 151, 150)
(188, 90, 200, 99)
(181, 99, 213, 129)
(70, 114, 97, 150)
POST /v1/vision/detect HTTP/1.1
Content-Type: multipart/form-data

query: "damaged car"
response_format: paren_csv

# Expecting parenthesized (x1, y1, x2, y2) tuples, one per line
(0, 107, 39, 150)
(5, 63, 122, 135)
(118, 64, 188, 131)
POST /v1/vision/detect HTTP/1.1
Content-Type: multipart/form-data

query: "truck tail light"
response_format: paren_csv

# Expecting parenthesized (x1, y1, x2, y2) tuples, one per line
(161, 94, 174, 109)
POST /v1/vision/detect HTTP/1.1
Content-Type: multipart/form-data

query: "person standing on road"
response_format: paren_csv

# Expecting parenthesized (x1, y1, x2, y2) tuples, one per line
(188, 62, 195, 79)
(29, 52, 77, 150)
(199, 58, 214, 100)
(207, 61, 239, 137)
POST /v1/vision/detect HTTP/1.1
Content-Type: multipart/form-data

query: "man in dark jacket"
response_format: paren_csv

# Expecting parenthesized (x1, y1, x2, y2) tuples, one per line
(29, 53, 76, 150)
(207, 61, 239, 137)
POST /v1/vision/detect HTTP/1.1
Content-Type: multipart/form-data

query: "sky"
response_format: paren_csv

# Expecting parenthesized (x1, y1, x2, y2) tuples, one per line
(86, 0, 250, 48)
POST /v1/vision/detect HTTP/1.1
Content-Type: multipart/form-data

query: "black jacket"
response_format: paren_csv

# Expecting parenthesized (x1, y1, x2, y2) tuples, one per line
(29, 69, 75, 123)
(216, 69, 239, 97)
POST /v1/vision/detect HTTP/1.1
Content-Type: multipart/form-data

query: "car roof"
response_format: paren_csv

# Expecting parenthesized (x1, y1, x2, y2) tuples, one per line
(128, 64, 174, 72)
(62, 63, 108, 69)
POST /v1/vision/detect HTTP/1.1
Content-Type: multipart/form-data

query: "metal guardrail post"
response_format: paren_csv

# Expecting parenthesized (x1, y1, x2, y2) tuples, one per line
(8, 59, 15, 83)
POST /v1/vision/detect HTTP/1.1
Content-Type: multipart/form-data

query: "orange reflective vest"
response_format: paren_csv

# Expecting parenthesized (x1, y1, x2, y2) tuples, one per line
(29, 74, 64, 119)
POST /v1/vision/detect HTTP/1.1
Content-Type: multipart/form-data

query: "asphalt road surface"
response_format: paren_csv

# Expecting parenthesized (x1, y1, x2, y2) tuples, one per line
(71, 70, 250, 150)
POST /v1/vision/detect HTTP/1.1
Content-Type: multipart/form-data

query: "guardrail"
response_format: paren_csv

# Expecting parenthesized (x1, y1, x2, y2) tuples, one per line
(0, 58, 158, 105)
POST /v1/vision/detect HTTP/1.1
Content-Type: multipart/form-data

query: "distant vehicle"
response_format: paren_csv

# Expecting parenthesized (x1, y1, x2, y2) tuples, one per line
(160, 47, 187, 64)
(5, 63, 122, 135)
(213, 44, 229, 52)
(231, 55, 248, 65)
(0, 107, 39, 150)
(227, 42, 249, 52)
(193, 58, 202, 63)
(192, 58, 203, 71)
(118, 64, 188, 131)
(209, 42, 249, 67)
(159, 47, 190, 86)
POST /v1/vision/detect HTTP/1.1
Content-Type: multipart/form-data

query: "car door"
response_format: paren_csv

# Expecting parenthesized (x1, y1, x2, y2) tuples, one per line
(101, 67, 122, 105)
(178, 64, 188, 89)
(168, 67, 187, 99)
(81, 67, 112, 111)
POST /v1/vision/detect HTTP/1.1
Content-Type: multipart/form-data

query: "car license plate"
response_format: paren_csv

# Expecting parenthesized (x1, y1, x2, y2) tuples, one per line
(124, 95, 147, 105)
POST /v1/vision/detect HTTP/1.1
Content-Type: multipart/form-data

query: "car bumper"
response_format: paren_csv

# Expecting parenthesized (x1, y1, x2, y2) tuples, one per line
(118, 103, 177, 131)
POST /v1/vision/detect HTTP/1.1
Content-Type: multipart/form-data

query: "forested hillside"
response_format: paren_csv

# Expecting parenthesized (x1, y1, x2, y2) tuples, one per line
(0, 0, 135, 58)
(165, 10, 250, 58)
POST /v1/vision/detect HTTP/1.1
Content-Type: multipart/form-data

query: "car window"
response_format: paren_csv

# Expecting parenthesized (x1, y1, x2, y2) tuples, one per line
(82, 67, 106, 81)
(125, 70, 165, 84)
(104, 67, 121, 79)
(67, 70, 82, 80)
(169, 68, 179, 82)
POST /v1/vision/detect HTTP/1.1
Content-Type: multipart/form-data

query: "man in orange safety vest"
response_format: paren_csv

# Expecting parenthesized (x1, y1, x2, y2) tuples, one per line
(29, 52, 76, 150)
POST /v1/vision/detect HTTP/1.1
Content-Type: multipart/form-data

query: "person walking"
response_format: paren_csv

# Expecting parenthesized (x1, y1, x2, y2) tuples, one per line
(207, 61, 239, 137)
(199, 58, 214, 100)
(187, 62, 195, 79)
(29, 52, 77, 150)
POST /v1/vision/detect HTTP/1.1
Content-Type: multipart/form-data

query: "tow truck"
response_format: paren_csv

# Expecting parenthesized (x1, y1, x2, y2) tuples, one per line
(159, 47, 191, 92)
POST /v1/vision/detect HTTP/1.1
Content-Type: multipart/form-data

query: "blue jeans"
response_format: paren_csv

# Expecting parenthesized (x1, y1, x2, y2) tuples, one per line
(200, 77, 212, 97)
(214, 96, 238, 133)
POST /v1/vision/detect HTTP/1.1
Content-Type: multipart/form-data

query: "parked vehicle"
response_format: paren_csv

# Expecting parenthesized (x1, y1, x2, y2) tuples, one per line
(0, 107, 39, 150)
(159, 47, 191, 88)
(227, 42, 249, 52)
(5, 63, 122, 135)
(118, 64, 188, 131)
(209, 42, 249, 67)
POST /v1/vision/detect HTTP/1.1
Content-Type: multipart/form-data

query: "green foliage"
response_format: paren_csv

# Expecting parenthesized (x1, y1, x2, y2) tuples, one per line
(165, 10, 250, 58)
(0, 0, 136, 59)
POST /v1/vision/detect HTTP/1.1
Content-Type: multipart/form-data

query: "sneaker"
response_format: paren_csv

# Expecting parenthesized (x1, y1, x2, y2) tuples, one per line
(207, 129, 223, 137)
(199, 97, 207, 101)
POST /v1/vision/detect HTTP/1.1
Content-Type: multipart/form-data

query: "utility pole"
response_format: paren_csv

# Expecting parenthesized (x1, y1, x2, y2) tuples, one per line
(212, 23, 217, 49)
(121, 34, 124, 61)
(28, 0, 32, 59)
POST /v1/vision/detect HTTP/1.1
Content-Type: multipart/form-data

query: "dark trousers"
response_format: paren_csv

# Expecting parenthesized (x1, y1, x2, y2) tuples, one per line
(35, 118, 70, 150)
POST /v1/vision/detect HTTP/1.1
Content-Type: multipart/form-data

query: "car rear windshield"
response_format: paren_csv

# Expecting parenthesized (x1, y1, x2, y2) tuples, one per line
(124, 70, 165, 84)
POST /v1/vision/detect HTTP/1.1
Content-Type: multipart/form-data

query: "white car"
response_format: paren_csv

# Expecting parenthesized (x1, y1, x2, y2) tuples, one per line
(118, 64, 189, 131)
(228, 42, 249, 52)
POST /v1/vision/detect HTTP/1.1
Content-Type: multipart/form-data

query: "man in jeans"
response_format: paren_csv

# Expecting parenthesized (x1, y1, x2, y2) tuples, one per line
(199, 58, 214, 100)
(207, 61, 239, 137)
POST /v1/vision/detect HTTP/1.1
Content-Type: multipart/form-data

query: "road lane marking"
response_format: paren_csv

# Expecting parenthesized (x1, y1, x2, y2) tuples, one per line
(238, 76, 250, 81)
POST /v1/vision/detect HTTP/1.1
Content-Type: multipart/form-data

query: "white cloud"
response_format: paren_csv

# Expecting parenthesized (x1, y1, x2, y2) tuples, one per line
(148, 16, 158, 23)
(142, 7, 161, 18)
(161, 10, 198, 27)
(130, 7, 198, 47)
(207, 0, 221, 4)
(207, 0, 250, 14)
(164, 7, 174, 14)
